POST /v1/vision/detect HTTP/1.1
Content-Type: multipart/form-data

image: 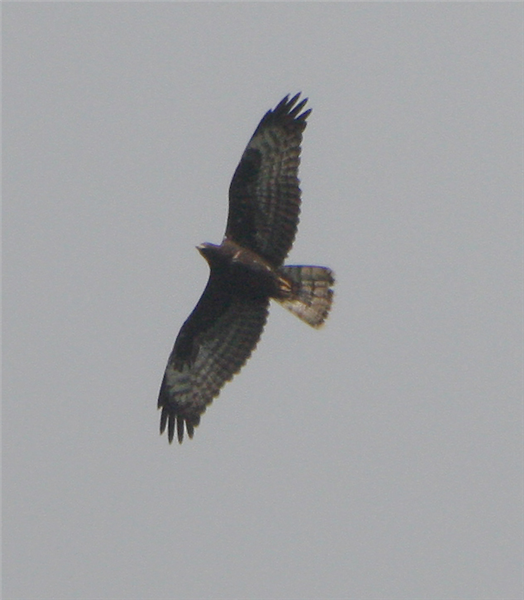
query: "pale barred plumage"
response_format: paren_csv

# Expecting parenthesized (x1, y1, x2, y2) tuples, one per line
(277, 266, 334, 327)
(160, 293, 269, 443)
(158, 94, 334, 443)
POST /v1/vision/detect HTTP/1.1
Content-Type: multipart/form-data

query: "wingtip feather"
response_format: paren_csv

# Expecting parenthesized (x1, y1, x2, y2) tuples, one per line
(177, 417, 184, 444)
(273, 93, 310, 121)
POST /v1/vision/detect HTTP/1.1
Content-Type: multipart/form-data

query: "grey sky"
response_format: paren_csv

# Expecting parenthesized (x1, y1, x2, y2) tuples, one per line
(3, 3, 523, 599)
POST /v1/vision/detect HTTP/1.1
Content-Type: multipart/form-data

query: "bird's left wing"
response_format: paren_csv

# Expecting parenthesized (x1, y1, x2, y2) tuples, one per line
(158, 277, 269, 443)
(226, 93, 310, 267)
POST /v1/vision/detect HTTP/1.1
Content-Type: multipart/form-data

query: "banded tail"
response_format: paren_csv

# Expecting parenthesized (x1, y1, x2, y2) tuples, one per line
(276, 266, 334, 327)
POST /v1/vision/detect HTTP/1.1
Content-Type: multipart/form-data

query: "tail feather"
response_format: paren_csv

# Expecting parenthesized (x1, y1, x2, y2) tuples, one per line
(276, 266, 334, 327)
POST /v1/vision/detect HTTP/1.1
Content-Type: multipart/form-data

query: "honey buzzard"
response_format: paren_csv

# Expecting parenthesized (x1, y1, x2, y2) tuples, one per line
(158, 94, 334, 443)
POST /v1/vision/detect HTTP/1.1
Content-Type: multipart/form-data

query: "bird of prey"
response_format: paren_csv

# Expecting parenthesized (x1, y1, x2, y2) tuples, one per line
(158, 93, 334, 444)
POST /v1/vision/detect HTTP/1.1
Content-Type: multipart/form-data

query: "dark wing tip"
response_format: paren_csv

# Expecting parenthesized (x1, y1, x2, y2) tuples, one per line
(159, 404, 200, 445)
(273, 92, 311, 124)
(176, 416, 185, 444)
(159, 405, 176, 444)
(254, 93, 310, 137)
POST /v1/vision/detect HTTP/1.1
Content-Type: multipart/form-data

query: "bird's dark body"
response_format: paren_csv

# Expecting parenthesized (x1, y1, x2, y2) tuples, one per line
(172, 241, 281, 369)
(200, 241, 284, 300)
(158, 94, 334, 443)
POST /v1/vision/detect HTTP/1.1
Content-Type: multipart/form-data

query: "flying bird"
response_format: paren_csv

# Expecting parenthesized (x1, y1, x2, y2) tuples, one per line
(158, 93, 334, 444)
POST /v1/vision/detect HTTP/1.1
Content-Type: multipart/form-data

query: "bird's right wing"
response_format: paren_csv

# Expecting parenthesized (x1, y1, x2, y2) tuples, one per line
(158, 276, 269, 443)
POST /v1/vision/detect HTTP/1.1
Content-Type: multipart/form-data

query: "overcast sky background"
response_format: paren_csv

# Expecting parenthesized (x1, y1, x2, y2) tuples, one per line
(3, 4, 523, 600)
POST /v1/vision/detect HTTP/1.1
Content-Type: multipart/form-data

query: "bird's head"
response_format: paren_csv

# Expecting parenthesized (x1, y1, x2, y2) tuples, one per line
(197, 242, 222, 266)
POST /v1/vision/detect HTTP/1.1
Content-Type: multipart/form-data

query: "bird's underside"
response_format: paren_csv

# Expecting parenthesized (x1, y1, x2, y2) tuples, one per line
(158, 94, 334, 444)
